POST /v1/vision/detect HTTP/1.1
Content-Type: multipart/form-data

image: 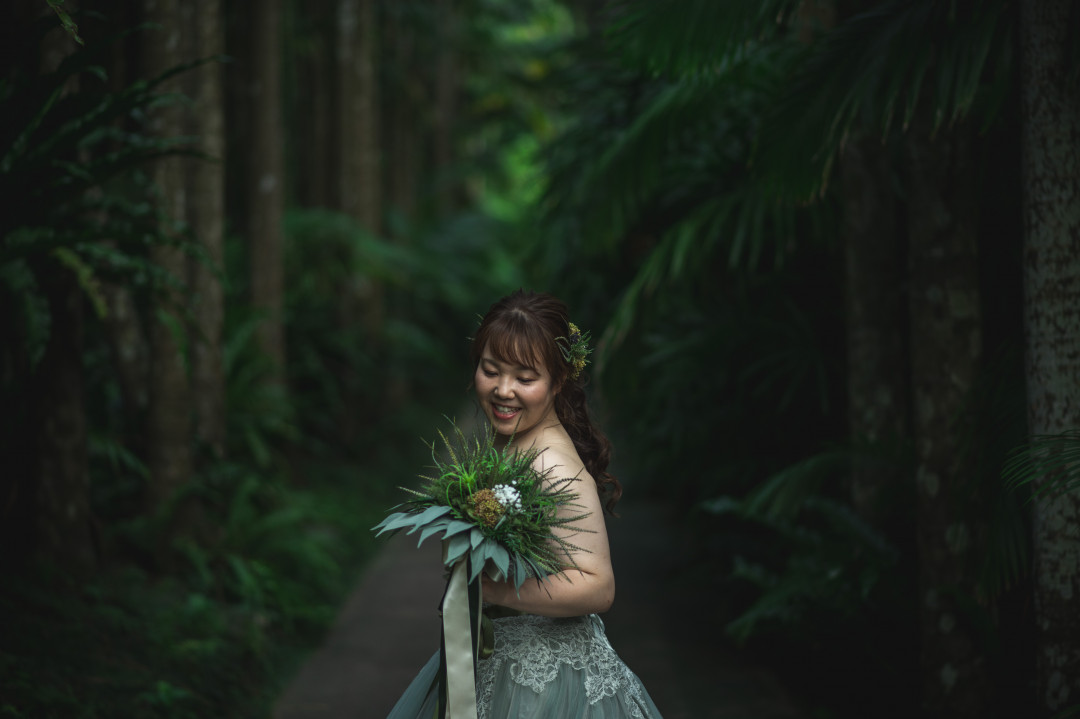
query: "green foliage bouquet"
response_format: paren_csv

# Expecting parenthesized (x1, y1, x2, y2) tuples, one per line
(373, 421, 592, 590)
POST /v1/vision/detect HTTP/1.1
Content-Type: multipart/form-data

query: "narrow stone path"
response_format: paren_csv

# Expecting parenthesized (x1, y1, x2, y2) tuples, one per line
(273, 502, 804, 719)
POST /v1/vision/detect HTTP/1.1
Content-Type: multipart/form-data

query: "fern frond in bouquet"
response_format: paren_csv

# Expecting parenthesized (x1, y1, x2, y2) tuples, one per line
(373, 420, 593, 590)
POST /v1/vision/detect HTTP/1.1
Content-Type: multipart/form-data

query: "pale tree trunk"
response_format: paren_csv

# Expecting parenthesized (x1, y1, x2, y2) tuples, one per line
(1019, 1, 1080, 712)
(143, 0, 194, 529)
(386, 4, 419, 224)
(906, 120, 989, 719)
(433, 0, 458, 215)
(187, 0, 226, 460)
(840, 135, 909, 526)
(33, 261, 97, 577)
(294, 0, 336, 209)
(99, 0, 150, 436)
(32, 7, 97, 578)
(336, 0, 382, 439)
(338, 0, 381, 232)
(247, 0, 286, 377)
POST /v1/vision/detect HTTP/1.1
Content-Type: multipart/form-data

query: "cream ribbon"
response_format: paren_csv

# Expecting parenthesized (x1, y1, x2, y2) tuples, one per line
(441, 556, 482, 719)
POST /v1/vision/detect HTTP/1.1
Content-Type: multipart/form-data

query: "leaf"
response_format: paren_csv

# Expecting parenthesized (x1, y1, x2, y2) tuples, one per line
(372, 512, 420, 536)
(46, 0, 85, 46)
(442, 520, 475, 537)
(512, 554, 529, 589)
(1003, 430, 1080, 499)
(417, 519, 451, 547)
(470, 543, 494, 583)
(444, 533, 471, 567)
(489, 542, 511, 579)
(404, 504, 453, 533)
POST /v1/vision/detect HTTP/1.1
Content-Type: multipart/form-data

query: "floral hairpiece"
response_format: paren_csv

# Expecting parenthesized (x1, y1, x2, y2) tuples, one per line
(558, 322, 592, 380)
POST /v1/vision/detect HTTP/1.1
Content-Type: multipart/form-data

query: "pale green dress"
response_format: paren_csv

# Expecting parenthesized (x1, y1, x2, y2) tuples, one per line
(387, 612, 663, 718)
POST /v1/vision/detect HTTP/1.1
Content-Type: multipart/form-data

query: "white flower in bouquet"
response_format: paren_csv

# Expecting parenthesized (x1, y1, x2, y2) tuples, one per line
(492, 484, 522, 514)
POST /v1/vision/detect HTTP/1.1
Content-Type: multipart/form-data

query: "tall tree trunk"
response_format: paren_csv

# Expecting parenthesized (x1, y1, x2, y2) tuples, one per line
(247, 0, 286, 377)
(33, 261, 97, 578)
(143, 0, 194, 532)
(906, 120, 988, 719)
(433, 0, 458, 215)
(841, 135, 908, 526)
(292, 0, 336, 209)
(386, 3, 418, 225)
(31, 7, 97, 579)
(338, 0, 381, 232)
(188, 0, 226, 460)
(1019, 1, 1080, 712)
(335, 0, 382, 440)
(100, 0, 149, 442)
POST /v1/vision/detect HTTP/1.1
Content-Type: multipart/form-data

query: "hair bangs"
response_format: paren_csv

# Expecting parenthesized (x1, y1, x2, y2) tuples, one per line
(478, 309, 560, 378)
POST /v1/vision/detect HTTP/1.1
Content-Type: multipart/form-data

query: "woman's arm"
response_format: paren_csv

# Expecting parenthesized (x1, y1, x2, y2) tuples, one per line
(480, 448, 615, 617)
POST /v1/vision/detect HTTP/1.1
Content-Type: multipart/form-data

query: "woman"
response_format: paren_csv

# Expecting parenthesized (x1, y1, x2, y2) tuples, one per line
(388, 290, 662, 719)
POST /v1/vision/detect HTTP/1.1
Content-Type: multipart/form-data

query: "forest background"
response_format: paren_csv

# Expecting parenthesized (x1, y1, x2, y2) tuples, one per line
(2, 1, 1079, 718)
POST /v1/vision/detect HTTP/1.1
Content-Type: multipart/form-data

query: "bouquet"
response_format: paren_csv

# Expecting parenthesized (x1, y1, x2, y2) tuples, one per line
(372, 420, 592, 590)
(372, 421, 593, 718)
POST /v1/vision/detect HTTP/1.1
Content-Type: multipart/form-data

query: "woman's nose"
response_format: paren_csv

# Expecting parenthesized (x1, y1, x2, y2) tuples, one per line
(495, 378, 513, 397)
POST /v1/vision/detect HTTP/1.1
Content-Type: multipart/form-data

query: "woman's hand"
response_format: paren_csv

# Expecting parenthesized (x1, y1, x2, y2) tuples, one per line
(481, 571, 511, 608)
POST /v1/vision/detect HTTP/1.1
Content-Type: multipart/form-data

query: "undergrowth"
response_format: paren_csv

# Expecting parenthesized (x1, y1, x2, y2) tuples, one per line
(0, 440, 432, 719)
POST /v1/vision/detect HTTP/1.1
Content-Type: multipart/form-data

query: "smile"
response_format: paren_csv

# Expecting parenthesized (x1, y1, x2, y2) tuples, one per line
(492, 404, 521, 420)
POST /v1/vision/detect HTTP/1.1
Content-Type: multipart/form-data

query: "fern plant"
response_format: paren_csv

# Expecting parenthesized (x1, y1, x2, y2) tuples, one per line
(0, 18, 203, 372)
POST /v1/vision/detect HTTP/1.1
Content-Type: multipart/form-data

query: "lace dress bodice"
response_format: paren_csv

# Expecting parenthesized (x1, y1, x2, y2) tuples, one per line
(387, 610, 662, 718)
(476, 614, 651, 719)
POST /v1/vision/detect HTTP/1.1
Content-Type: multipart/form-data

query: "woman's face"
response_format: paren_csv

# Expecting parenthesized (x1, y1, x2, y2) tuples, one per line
(474, 343, 558, 443)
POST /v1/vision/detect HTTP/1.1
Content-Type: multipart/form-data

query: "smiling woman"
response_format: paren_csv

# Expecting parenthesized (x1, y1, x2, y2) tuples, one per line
(474, 352, 558, 444)
(386, 289, 662, 718)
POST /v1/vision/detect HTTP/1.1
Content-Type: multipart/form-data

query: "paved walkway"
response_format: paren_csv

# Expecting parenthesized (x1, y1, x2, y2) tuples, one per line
(273, 503, 804, 719)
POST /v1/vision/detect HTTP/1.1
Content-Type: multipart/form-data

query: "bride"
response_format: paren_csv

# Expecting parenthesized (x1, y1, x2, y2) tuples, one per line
(387, 290, 662, 718)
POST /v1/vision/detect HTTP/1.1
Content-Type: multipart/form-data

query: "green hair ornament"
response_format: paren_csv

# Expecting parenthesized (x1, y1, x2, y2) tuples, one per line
(558, 322, 592, 380)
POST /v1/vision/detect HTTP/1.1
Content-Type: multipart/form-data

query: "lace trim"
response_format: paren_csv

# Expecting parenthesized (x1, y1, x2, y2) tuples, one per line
(475, 614, 651, 718)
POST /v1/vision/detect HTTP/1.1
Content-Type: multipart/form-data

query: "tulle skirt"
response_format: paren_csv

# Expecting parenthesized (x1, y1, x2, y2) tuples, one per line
(387, 613, 662, 718)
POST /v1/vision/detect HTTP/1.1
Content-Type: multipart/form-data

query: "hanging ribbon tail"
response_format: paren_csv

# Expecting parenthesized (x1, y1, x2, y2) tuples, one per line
(437, 556, 483, 719)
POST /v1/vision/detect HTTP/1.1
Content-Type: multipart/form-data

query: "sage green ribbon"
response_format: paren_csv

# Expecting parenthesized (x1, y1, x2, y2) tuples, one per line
(439, 555, 482, 718)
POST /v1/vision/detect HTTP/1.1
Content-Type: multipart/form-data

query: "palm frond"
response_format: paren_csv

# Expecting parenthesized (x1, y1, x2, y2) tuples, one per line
(1002, 430, 1080, 499)
(564, 44, 791, 248)
(605, 0, 801, 76)
(756, 0, 1012, 201)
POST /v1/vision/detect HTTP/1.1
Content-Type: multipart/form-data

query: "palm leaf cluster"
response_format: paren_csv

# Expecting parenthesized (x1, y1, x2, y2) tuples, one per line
(373, 422, 592, 589)
(1003, 430, 1080, 499)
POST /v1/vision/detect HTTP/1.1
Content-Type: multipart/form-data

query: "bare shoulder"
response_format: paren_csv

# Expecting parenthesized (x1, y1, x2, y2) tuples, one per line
(532, 442, 592, 486)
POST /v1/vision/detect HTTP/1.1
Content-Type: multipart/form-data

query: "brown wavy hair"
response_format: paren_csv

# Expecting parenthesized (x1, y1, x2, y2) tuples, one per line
(470, 290, 622, 514)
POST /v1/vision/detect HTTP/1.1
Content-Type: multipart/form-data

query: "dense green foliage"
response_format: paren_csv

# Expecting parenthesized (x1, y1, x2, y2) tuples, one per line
(0, 4, 533, 718)
(522, 2, 1040, 717)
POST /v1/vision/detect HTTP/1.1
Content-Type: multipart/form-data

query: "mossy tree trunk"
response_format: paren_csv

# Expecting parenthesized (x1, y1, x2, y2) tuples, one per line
(291, 0, 337, 210)
(841, 134, 909, 528)
(385, 3, 420, 225)
(187, 0, 227, 461)
(33, 261, 98, 578)
(1019, 0, 1080, 712)
(906, 118, 989, 719)
(246, 0, 287, 379)
(30, 6, 98, 578)
(433, 0, 459, 215)
(142, 0, 194, 539)
(335, 0, 381, 441)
